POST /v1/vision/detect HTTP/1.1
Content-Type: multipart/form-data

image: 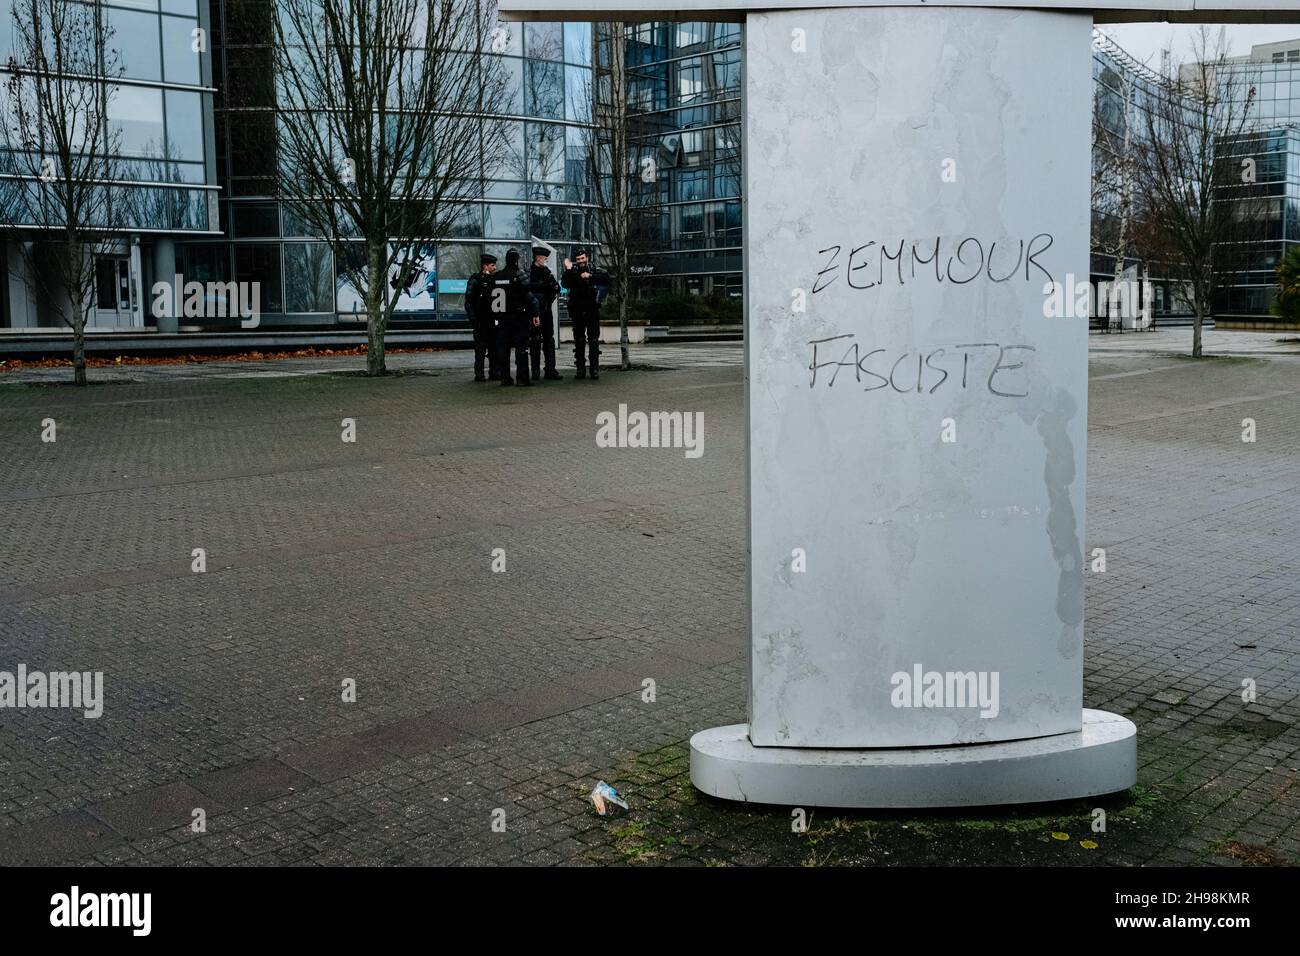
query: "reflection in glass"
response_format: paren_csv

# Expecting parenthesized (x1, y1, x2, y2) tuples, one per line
(165, 90, 205, 162)
(284, 242, 335, 313)
(484, 180, 526, 200)
(526, 60, 563, 120)
(446, 202, 482, 238)
(485, 119, 524, 192)
(483, 21, 520, 56)
(564, 22, 592, 66)
(110, 85, 165, 157)
(107, 8, 163, 80)
(525, 122, 565, 185)
(234, 244, 283, 313)
(484, 202, 526, 240)
(491, 56, 523, 115)
(430, 242, 472, 312)
(525, 22, 562, 62)
(162, 17, 202, 85)
(566, 66, 591, 123)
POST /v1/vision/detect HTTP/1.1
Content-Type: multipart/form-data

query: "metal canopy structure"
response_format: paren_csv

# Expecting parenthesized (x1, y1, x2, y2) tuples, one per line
(499, 1, 1300, 23)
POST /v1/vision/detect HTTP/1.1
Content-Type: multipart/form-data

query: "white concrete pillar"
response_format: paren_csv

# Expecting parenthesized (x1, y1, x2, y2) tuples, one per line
(689, 5, 1135, 806)
(153, 237, 178, 333)
(5, 242, 36, 329)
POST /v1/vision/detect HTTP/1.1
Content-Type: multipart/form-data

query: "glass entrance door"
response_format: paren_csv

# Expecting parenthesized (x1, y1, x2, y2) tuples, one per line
(94, 257, 133, 327)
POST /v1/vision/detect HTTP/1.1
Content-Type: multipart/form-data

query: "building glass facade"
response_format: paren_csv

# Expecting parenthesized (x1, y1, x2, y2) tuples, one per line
(625, 20, 742, 300)
(182, 0, 596, 329)
(1, 0, 219, 329)
(1213, 44, 1300, 320)
(1090, 34, 1300, 323)
(6, 12, 1296, 335)
(1090, 35, 1198, 324)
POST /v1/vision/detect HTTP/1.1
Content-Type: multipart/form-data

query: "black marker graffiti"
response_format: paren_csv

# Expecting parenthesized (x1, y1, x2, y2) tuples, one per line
(813, 234, 1055, 293)
(807, 335, 1037, 398)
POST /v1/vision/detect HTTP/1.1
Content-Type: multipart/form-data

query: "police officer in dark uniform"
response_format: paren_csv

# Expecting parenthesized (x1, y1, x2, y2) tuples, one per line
(528, 247, 563, 381)
(561, 248, 611, 380)
(463, 253, 498, 382)
(491, 249, 539, 386)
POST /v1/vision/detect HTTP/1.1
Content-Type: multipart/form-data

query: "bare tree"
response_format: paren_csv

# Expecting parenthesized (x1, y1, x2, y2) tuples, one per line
(271, 0, 511, 375)
(1135, 27, 1261, 357)
(1092, 40, 1140, 332)
(1, 0, 122, 385)
(583, 21, 636, 370)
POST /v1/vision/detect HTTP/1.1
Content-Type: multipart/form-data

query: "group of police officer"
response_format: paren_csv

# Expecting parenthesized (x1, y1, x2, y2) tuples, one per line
(464, 246, 611, 386)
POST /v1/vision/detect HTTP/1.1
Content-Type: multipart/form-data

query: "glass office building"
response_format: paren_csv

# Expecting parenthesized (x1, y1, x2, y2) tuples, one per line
(177, 1, 596, 329)
(1090, 34, 1199, 325)
(0, 0, 220, 329)
(624, 20, 742, 300)
(1, 1, 594, 332)
(1213, 40, 1300, 324)
(623, 28, 1298, 325)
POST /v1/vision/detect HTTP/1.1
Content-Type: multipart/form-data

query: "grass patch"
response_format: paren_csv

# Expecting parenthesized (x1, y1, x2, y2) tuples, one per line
(1166, 354, 1263, 365)
(1216, 839, 1290, 866)
(590, 745, 1176, 866)
(1218, 718, 1290, 741)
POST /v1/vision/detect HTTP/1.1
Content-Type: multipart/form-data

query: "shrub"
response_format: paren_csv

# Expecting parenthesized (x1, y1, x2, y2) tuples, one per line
(625, 293, 742, 326)
(1270, 244, 1300, 323)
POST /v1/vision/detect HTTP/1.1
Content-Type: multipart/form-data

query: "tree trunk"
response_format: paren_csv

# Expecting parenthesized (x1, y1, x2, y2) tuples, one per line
(72, 319, 87, 386)
(1192, 294, 1204, 359)
(69, 238, 87, 386)
(365, 241, 388, 377)
(619, 294, 629, 370)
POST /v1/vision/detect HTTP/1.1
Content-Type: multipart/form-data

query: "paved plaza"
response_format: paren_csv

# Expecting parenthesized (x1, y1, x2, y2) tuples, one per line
(0, 337, 1298, 866)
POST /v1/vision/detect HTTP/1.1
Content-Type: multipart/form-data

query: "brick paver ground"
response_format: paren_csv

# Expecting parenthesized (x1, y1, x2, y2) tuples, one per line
(0, 341, 1297, 866)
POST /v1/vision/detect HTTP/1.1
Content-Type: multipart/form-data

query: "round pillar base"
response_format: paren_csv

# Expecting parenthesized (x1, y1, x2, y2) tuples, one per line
(690, 709, 1136, 808)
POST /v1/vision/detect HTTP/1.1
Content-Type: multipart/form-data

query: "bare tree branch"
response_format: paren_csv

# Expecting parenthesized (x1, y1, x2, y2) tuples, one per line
(270, 0, 512, 375)
(1133, 26, 1265, 357)
(1, 0, 123, 384)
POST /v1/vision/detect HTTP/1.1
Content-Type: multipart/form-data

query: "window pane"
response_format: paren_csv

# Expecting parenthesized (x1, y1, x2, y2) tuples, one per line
(284, 243, 334, 313)
(0, 14, 13, 64)
(526, 122, 565, 185)
(162, 16, 201, 84)
(484, 202, 526, 240)
(525, 60, 563, 119)
(108, 9, 162, 81)
(484, 180, 525, 200)
(232, 202, 279, 237)
(713, 49, 741, 91)
(485, 120, 524, 180)
(182, 244, 230, 286)
(565, 66, 591, 123)
(525, 22, 562, 61)
(109, 85, 164, 157)
(165, 90, 204, 162)
(564, 22, 591, 66)
(483, 21, 520, 55)
(228, 112, 276, 186)
(446, 202, 482, 239)
(436, 243, 482, 312)
(491, 56, 523, 115)
(234, 244, 283, 314)
(676, 22, 705, 49)
(677, 58, 704, 104)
